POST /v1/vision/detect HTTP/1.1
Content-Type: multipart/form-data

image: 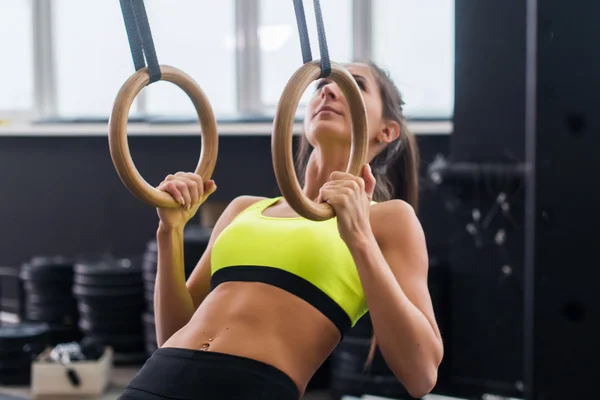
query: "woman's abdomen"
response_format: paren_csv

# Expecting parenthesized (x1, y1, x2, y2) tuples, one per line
(161, 281, 341, 394)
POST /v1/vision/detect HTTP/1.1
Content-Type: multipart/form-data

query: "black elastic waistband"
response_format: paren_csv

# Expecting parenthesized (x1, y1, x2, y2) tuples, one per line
(211, 265, 351, 336)
(156, 347, 297, 389)
(126, 347, 299, 399)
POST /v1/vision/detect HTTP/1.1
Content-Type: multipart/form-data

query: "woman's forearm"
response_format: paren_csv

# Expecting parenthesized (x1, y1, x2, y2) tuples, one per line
(154, 224, 197, 346)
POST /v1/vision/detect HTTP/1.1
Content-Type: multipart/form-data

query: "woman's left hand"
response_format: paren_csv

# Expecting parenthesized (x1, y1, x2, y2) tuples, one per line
(318, 164, 377, 246)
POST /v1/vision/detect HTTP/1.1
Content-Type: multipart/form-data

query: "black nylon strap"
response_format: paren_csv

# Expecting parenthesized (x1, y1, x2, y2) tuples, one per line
(119, 0, 161, 84)
(119, 0, 145, 71)
(312, 0, 331, 77)
(292, 0, 331, 78)
(293, 0, 313, 64)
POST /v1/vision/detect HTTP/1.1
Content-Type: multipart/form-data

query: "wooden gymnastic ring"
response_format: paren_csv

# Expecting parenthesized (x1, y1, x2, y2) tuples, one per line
(272, 60, 369, 221)
(108, 65, 218, 208)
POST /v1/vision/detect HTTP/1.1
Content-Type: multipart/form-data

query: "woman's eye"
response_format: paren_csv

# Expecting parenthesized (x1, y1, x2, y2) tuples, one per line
(315, 80, 330, 90)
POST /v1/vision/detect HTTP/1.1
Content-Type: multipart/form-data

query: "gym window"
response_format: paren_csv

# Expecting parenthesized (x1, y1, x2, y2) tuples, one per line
(372, 0, 455, 119)
(0, 0, 455, 125)
(0, 1, 34, 115)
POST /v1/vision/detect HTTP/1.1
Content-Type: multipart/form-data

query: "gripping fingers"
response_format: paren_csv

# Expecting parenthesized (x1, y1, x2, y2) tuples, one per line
(172, 180, 192, 209)
(158, 181, 185, 206)
(319, 186, 350, 207)
(319, 187, 332, 203)
(180, 177, 200, 206)
(161, 172, 215, 209)
(176, 172, 205, 204)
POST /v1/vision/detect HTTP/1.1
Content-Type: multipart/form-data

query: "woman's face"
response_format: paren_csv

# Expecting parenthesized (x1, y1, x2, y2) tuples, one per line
(304, 63, 384, 148)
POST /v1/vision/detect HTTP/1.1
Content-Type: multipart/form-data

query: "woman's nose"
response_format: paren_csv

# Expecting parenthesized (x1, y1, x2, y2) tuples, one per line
(321, 83, 338, 100)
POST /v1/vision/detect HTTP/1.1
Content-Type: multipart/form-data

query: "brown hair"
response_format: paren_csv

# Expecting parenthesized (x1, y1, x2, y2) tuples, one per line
(294, 60, 420, 369)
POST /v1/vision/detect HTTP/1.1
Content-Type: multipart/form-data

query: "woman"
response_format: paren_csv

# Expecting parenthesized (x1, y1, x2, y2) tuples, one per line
(119, 61, 443, 400)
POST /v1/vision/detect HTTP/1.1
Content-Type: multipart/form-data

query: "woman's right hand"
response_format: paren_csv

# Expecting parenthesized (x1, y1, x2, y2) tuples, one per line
(156, 172, 217, 230)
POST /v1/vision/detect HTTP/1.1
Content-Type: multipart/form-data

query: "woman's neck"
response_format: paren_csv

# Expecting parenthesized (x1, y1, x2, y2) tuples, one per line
(302, 146, 350, 201)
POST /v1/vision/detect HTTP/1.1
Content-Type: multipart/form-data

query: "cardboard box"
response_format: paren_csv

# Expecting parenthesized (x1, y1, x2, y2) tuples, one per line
(31, 346, 113, 398)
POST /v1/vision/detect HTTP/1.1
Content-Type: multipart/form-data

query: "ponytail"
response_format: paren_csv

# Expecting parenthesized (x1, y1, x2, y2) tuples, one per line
(396, 126, 420, 212)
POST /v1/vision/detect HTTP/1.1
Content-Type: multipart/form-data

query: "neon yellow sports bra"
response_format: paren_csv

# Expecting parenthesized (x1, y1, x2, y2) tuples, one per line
(210, 197, 369, 336)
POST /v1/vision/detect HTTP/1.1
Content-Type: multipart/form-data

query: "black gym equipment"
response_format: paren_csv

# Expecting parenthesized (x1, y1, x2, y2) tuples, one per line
(0, 322, 50, 386)
(141, 240, 156, 345)
(81, 334, 146, 366)
(141, 312, 156, 356)
(0, 266, 24, 321)
(19, 256, 81, 345)
(72, 257, 146, 365)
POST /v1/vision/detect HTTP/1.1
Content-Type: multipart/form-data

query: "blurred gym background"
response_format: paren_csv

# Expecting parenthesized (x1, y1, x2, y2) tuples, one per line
(0, 1, 597, 399)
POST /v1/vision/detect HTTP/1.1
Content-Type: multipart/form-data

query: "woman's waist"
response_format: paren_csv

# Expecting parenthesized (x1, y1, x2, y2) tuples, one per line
(164, 316, 310, 356)
(163, 318, 324, 396)
(126, 346, 301, 399)
(162, 282, 341, 391)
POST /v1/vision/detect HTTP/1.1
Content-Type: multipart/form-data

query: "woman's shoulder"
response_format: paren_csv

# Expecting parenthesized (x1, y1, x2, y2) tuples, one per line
(371, 198, 415, 214)
(369, 199, 421, 240)
(225, 195, 274, 215)
(229, 195, 270, 207)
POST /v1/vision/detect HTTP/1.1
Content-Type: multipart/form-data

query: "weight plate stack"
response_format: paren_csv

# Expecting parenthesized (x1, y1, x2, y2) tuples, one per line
(0, 322, 50, 386)
(329, 330, 415, 399)
(142, 240, 157, 316)
(0, 266, 24, 319)
(142, 312, 157, 357)
(141, 242, 157, 355)
(73, 257, 145, 365)
(19, 256, 81, 344)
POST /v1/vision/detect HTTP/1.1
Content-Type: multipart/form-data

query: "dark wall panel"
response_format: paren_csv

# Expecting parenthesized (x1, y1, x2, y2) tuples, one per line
(526, 0, 600, 398)
(453, 0, 526, 162)
(0, 135, 279, 266)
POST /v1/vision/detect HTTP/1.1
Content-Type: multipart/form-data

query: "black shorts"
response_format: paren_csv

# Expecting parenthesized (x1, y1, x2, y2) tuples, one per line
(118, 347, 300, 400)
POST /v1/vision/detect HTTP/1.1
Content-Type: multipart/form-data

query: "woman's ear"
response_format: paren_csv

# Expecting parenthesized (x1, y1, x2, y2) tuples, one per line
(380, 120, 401, 144)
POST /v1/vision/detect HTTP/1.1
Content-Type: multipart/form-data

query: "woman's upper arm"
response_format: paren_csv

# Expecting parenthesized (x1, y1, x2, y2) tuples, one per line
(375, 200, 442, 341)
(185, 195, 264, 308)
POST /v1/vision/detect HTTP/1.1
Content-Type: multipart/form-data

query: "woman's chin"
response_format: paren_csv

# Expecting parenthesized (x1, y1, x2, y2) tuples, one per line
(307, 120, 350, 143)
